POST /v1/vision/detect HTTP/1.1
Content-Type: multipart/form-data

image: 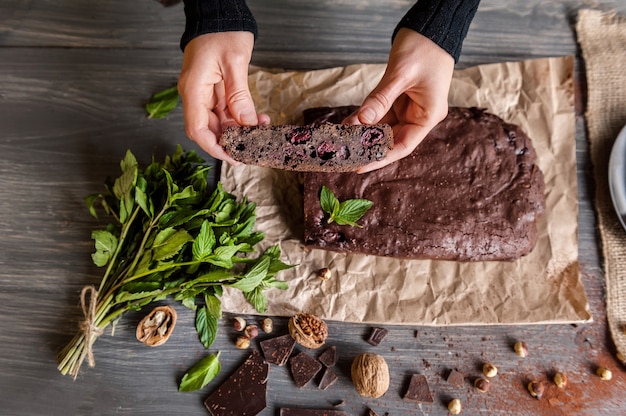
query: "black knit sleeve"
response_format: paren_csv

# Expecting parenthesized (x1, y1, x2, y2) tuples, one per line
(393, 0, 480, 62)
(180, 0, 258, 51)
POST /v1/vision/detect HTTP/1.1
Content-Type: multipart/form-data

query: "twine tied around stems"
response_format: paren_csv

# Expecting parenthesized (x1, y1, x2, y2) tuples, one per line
(77, 285, 103, 374)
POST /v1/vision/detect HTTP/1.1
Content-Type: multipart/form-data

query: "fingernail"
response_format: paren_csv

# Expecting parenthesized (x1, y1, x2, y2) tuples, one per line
(359, 107, 377, 124)
(240, 111, 257, 125)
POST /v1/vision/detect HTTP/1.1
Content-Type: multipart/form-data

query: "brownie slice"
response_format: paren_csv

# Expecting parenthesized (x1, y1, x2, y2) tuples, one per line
(219, 123, 393, 172)
(303, 107, 545, 262)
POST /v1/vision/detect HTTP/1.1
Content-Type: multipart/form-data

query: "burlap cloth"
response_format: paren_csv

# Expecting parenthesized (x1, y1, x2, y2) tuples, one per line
(576, 9, 626, 357)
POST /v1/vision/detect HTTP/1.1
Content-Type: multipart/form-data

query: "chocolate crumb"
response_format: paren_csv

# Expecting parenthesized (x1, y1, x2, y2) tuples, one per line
(366, 327, 388, 346)
(403, 374, 434, 403)
(260, 334, 296, 366)
(318, 345, 338, 367)
(446, 369, 465, 388)
(318, 366, 338, 390)
(289, 351, 322, 388)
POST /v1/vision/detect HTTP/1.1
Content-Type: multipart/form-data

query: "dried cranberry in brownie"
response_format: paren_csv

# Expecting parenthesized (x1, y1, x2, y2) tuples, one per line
(302, 107, 546, 262)
(219, 122, 393, 172)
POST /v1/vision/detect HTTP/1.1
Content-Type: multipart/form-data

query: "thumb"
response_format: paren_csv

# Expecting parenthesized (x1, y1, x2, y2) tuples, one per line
(358, 73, 406, 124)
(223, 65, 258, 126)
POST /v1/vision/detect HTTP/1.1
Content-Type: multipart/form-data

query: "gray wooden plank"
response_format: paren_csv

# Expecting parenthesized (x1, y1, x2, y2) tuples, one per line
(2, 0, 626, 69)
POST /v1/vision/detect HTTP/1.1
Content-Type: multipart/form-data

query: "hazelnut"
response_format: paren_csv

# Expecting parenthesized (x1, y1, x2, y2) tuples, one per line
(317, 267, 332, 281)
(136, 305, 177, 347)
(482, 362, 498, 378)
(448, 398, 462, 415)
(514, 341, 528, 357)
(233, 316, 246, 331)
(553, 372, 568, 388)
(288, 313, 328, 349)
(351, 353, 390, 398)
(235, 335, 250, 349)
(474, 377, 491, 393)
(244, 324, 259, 339)
(527, 380, 544, 399)
(596, 367, 612, 380)
(261, 317, 273, 333)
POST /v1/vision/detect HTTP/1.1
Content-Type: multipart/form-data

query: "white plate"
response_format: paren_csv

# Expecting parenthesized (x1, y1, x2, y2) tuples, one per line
(609, 123, 626, 232)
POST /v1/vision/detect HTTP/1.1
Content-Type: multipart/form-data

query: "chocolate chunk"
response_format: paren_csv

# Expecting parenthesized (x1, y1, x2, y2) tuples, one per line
(318, 345, 338, 367)
(318, 366, 338, 390)
(446, 369, 465, 388)
(366, 327, 388, 346)
(403, 374, 434, 403)
(280, 409, 349, 416)
(289, 351, 323, 388)
(260, 334, 296, 366)
(204, 350, 269, 416)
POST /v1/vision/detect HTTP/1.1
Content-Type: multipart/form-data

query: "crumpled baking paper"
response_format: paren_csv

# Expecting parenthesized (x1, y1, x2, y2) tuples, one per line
(219, 56, 591, 325)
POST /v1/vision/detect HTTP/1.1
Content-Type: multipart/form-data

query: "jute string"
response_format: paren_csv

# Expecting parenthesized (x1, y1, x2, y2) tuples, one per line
(77, 285, 103, 376)
(576, 9, 626, 357)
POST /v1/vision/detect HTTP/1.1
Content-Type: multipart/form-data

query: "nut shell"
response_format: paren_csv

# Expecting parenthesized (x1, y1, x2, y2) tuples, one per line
(136, 305, 177, 347)
(528, 380, 545, 399)
(351, 353, 390, 398)
(288, 313, 328, 349)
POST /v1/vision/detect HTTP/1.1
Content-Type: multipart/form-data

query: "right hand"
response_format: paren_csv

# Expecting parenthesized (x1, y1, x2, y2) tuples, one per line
(178, 32, 270, 164)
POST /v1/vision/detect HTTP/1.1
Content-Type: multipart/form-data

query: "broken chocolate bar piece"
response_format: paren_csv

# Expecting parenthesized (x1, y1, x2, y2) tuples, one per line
(318, 366, 338, 390)
(366, 327, 388, 346)
(260, 333, 296, 366)
(289, 351, 323, 388)
(280, 409, 349, 416)
(446, 369, 465, 388)
(403, 374, 434, 403)
(204, 350, 269, 416)
(318, 345, 338, 367)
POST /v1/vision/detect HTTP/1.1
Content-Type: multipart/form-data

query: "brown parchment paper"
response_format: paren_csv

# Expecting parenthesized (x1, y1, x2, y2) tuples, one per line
(219, 56, 592, 325)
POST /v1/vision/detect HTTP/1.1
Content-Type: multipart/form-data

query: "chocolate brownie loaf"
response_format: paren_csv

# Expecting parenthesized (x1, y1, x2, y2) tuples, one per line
(219, 122, 393, 172)
(303, 106, 546, 262)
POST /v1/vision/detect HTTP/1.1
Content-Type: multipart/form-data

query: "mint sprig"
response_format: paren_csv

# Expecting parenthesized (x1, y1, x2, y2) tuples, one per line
(320, 185, 373, 227)
(57, 146, 294, 384)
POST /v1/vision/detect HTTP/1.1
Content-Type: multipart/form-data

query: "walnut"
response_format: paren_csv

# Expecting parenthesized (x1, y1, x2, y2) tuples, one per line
(351, 353, 390, 398)
(288, 313, 328, 349)
(136, 305, 177, 347)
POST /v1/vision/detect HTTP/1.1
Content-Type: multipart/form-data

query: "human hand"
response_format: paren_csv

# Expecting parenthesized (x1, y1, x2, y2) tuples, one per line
(344, 28, 455, 173)
(178, 32, 270, 164)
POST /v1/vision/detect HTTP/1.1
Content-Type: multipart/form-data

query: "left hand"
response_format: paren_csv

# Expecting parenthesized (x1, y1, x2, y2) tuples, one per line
(344, 28, 455, 173)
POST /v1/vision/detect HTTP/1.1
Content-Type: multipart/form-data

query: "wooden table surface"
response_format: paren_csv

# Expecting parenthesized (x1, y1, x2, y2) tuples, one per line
(2, 1, 626, 415)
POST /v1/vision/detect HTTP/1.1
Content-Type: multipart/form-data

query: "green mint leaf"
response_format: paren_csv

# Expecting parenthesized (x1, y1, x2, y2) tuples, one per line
(334, 199, 374, 227)
(229, 255, 270, 293)
(91, 230, 118, 267)
(195, 305, 218, 349)
(204, 293, 222, 319)
(178, 352, 221, 392)
(146, 85, 180, 119)
(244, 286, 268, 313)
(205, 243, 250, 269)
(152, 228, 194, 261)
(192, 220, 216, 260)
(85, 194, 101, 219)
(320, 186, 340, 223)
(319, 186, 373, 227)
